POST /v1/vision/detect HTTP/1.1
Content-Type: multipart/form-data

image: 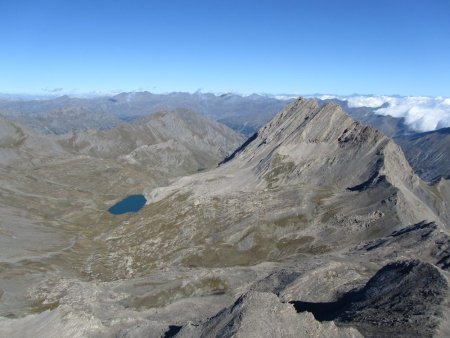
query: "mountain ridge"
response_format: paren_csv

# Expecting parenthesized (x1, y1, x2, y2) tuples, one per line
(80, 98, 449, 282)
(224, 98, 444, 226)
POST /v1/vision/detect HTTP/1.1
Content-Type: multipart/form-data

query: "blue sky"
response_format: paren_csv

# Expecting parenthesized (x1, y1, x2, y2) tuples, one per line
(1, 0, 449, 96)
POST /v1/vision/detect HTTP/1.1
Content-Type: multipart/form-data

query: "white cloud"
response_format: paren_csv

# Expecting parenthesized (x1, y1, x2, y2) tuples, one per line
(272, 94, 299, 100)
(322, 94, 450, 132)
(347, 95, 394, 108)
(317, 94, 338, 100)
(374, 96, 450, 131)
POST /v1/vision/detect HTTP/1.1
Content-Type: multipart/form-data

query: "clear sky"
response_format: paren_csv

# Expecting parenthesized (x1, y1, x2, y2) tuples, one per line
(1, 0, 449, 96)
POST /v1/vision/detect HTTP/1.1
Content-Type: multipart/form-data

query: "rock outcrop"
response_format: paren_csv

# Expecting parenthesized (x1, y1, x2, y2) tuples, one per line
(177, 291, 362, 338)
(290, 260, 449, 338)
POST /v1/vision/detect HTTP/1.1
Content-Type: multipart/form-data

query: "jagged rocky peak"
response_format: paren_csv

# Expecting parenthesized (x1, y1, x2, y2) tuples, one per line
(220, 97, 389, 168)
(233, 98, 392, 188)
(226, 97, 444, 225)
(251, 97, 385, 149)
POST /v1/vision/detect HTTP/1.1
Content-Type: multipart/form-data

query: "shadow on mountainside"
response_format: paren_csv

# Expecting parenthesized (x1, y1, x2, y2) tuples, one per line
(290, 260, 448, 338)
(219, 132, 258, 165)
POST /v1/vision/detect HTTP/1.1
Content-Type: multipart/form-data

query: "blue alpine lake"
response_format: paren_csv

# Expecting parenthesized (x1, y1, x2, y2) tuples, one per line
(108, 194, 147, 215)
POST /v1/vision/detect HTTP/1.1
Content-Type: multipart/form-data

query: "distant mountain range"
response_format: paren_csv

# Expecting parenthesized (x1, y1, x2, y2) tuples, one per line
(1, 91, 448, 182)
(1, 91, 448, 134)
(0, 92, 288, 136)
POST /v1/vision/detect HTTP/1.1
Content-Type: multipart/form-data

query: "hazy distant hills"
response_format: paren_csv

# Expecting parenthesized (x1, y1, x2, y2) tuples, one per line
(0, 109, 243, 180)
(0, 92, 289, 136)
(58, 109, 245, 175)
(8, 106, 122, 134)
(1, 91, 449, 182)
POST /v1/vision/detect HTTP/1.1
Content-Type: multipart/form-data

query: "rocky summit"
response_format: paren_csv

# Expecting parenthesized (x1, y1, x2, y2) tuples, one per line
(0, 98, 449, 338)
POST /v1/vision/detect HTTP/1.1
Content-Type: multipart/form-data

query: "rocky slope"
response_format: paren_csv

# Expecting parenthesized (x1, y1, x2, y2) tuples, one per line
(0, 110, 243, 325)
(57, 109, 244, 177)
(92, 99, 444, 280)
(320, 98, 450, 182)
(177, 291, 362, 338)
(0, 98, 449, 337)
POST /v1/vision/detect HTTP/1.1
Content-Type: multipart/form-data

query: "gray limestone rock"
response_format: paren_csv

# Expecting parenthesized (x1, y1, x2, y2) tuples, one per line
(290, 260, 449, 338)
(176, 291, 362, 338)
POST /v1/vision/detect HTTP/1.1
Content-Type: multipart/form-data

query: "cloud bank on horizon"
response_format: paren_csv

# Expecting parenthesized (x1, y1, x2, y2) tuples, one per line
(1, 90, 449, 133)
(318, 95, 450, 132)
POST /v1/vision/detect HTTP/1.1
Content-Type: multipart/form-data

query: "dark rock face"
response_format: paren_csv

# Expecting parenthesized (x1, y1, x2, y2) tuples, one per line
(291, 260, 449, 338)
(218, 132, 258, 165)
(163, 325, 182, 338)
(355, 221, 450, 271)
(433, 236, 450, 270)
(394, 128, 450, 182)
(250, 269, 302, 295)
(338, 260, 448, 337)
(356, 221, 438, 253)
